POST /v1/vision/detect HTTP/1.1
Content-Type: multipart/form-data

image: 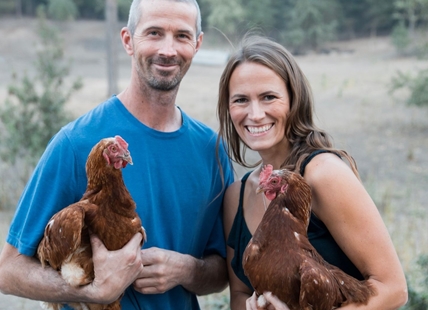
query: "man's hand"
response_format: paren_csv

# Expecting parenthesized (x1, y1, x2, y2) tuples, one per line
(87, 232, 144, 303)
(132, 247, 186, 294)
(133, 247, 227, 295)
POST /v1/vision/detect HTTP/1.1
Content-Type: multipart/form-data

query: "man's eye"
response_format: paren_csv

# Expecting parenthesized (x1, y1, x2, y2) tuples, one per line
(264, 95, 276, 100)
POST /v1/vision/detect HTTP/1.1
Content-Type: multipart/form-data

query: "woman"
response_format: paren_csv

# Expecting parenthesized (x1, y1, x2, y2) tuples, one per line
(217, 35, 408, 309)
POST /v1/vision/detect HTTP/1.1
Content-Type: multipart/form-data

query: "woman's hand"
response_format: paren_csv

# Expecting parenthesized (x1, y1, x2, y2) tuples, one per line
(246, 291, 290, 310)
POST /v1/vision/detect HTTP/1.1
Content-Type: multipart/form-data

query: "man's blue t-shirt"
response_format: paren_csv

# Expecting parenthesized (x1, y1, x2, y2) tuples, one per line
(6, 96, 234, 310)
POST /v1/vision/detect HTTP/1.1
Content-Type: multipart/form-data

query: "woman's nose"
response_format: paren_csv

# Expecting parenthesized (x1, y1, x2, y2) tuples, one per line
(248, 102, 265, 121)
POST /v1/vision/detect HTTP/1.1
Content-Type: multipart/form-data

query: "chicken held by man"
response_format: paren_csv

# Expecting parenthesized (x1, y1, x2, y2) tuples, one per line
(37, 135, 146, 310)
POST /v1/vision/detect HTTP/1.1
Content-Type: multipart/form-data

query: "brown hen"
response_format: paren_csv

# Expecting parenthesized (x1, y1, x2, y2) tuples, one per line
(37, 136, 146, 310)
(243, 165, 375, 310)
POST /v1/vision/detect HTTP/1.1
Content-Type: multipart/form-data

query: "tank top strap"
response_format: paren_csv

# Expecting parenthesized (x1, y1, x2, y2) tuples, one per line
(239, 171, 252, 209)
(300, 150, 341, 176)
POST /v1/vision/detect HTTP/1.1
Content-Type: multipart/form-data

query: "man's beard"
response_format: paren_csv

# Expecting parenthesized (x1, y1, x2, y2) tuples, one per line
(136, 56, 188, 91)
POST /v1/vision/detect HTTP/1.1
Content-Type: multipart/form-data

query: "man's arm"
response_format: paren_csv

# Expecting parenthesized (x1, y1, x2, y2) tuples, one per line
(0, 233, 144, 304)
(133, 247, 228, 295)
(182, 253, 228, 295)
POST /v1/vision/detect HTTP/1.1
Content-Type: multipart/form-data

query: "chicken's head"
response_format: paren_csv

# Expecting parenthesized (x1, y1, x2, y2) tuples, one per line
(257, 164, 291, 200)
(257, 165, 312, 225)
(102, 135, 133, 169)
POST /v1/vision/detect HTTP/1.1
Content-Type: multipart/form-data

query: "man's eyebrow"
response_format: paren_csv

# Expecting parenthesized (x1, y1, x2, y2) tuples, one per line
(177, 29, 194, 34)
(142, 26, 163, 32)
(142, 26, 194, 35)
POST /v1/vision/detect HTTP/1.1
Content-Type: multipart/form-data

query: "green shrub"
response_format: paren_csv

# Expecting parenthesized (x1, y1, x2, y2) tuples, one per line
(391, 21, 411, 55)
(390, 69, 428, 107)
(47, 0, 78, 21)
(0, 16, 82, 168)
(402, 254, 428, 309)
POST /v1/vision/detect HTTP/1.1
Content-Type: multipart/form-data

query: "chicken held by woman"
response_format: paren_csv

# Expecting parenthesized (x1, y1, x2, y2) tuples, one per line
(243, 164, 375, 310)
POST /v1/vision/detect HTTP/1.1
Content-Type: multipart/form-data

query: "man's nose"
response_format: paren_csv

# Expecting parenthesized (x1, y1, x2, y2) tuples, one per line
(158, 34, 178, 58)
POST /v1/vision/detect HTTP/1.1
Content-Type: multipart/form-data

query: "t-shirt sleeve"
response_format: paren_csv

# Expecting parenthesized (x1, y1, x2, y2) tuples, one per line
(6, 131, 84, 257)
(202, 142, 234, 258)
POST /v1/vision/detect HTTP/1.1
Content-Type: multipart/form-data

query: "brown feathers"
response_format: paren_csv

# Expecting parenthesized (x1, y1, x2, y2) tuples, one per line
(243, 165, 375, 310)
(37, 136, 146, 310)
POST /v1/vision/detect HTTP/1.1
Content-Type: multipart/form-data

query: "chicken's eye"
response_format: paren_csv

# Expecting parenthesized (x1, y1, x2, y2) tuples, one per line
(110, 146, 117, 152)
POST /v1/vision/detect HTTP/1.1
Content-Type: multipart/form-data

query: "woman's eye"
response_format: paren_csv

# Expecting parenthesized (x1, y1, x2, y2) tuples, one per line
(233, 98, 247, 104)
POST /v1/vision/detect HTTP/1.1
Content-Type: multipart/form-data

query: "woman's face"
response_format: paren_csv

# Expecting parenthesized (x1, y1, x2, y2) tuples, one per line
(228, 62, 290, 152)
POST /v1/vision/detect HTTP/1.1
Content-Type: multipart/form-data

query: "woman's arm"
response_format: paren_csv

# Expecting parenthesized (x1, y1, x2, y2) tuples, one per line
(305, 153, 408, 309)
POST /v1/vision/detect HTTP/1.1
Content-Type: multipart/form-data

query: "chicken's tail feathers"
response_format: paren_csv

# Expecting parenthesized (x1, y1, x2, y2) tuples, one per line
(330, 268, 376, 306)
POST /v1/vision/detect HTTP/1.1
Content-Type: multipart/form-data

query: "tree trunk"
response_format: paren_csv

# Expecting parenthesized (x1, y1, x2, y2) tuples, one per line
(407, 6, 416, 38)
(105, 0, 119, 97)
(370, 19, 378, 38)
(15, 0, 22, 18)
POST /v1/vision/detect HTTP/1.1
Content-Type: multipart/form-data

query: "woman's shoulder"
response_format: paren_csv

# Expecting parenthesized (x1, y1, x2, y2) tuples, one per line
(303, 151, 366, 224)
(225, 173, 251, 205)
(303, 152, 353, 186)
(225, 180, 242, 197)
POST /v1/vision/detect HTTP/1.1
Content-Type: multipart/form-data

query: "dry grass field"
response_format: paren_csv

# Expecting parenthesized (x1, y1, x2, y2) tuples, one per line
(0, 17, 427, 309)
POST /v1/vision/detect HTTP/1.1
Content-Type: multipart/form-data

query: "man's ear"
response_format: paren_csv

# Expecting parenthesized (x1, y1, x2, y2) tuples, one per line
(195, 32, 204, 54)
(121, 27, 133, 56)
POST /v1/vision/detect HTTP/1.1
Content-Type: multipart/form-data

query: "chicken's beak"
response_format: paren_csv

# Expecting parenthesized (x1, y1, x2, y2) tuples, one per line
(256, 185, 264, 194)
(121, 152, 133, 165)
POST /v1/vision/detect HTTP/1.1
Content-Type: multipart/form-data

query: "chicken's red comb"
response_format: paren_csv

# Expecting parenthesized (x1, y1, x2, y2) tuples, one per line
(260, 164, 273, 184)
(114, 135, 128, 150)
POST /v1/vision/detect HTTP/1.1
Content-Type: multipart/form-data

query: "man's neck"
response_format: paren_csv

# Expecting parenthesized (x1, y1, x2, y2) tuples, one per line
(117, 84, 182, 132)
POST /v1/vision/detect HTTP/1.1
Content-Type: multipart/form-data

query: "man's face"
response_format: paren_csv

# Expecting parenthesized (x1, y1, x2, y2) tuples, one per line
(129, 0, 203, 91)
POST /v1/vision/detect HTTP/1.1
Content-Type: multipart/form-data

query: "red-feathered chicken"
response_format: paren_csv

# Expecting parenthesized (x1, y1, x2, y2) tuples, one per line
(243, 165, 375, 310)
(37, 135, 146, 310)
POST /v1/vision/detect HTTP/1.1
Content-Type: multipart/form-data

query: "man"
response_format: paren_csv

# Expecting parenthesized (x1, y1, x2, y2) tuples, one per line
(0, 0, 234, 309)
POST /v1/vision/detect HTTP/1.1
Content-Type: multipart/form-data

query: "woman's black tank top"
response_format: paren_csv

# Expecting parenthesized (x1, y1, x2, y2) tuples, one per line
(226, 150, 363, 290)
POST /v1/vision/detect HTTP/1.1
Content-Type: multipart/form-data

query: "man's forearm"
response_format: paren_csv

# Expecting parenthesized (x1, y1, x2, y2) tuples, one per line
(0, 244, 88, 303)
(181, 254, 228, 295)
(0, 235, 143, 305)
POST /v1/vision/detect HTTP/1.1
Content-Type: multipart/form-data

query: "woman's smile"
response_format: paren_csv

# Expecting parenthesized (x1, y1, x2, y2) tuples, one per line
(246, 124, 274, 135)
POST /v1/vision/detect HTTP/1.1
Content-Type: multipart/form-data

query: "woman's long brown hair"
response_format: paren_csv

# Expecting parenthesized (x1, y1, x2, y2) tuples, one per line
(216, 35, 359, 178)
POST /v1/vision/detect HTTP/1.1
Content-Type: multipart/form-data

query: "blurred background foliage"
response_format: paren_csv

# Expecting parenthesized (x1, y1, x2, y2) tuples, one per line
(0, 11, 82, 169)
(0, 0, 427, 50)
(1, 0, 427, 157)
